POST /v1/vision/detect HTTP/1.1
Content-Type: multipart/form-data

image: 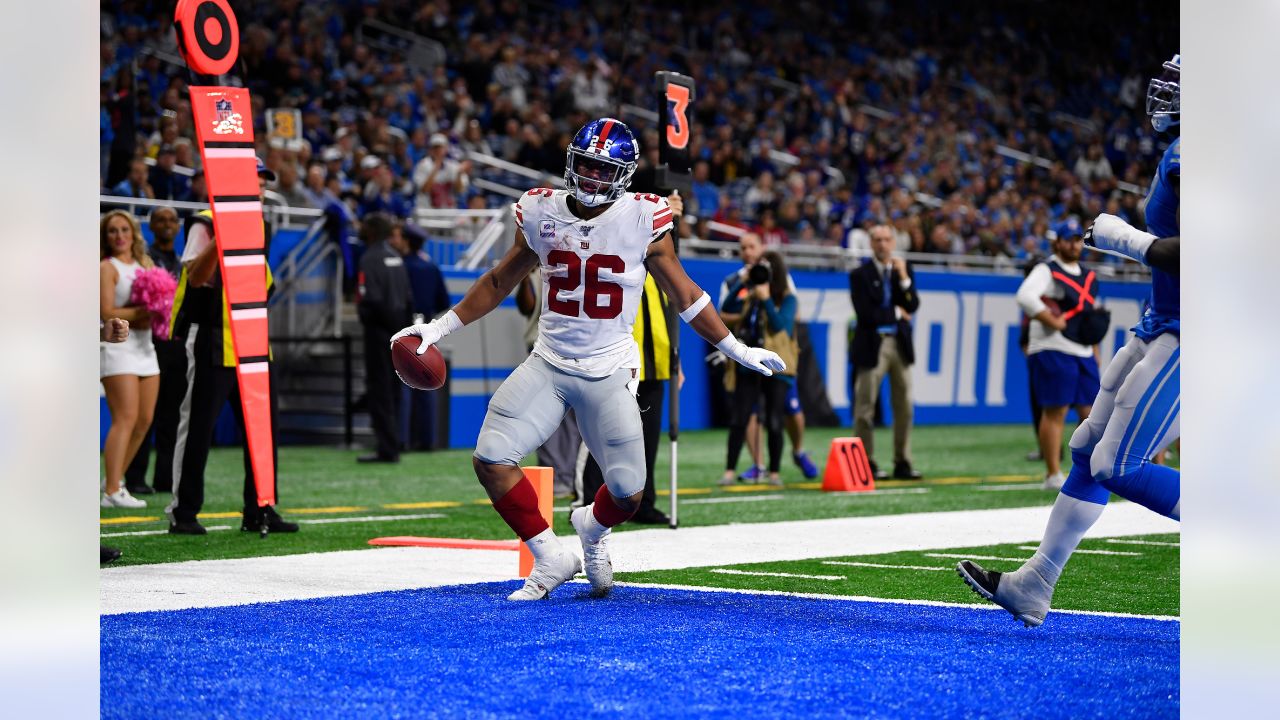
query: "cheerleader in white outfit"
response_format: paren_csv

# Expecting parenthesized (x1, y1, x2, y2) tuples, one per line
(100, 210, 160, 508)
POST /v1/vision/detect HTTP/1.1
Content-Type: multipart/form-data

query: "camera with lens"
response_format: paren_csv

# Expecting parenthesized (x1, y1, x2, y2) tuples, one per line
(745, 262, 771, 287)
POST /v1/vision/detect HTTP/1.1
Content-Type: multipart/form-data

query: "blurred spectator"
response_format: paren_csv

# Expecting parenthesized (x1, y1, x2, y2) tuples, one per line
(1074, 143, 1115, 190)
(274, 159, 315, 209)
(362, 158, 413, 218)
(112, 159, 154, 199)
(412, 133, 468, 211)
(147, 145, 189, 201)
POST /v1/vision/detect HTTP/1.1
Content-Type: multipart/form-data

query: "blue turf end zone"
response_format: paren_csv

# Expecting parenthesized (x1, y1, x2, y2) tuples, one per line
(101, 583, 1178, 719)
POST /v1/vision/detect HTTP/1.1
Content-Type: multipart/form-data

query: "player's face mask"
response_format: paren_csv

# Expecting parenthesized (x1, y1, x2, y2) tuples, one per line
(564, 149, 635, 207)
(1147, 56, 1180, 133)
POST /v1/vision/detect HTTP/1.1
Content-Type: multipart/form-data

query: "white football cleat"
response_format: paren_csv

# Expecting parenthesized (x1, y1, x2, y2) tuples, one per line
(956, 560, 1056, 627)
(570, 505, 614, 597)
(101, 488, 147, 509)
(1042, 472, 1066, 491)
(506, 549, 581, 601)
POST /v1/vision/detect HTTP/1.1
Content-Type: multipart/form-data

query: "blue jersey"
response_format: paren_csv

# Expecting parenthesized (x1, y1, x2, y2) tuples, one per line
(1134, 138, 1180, 340)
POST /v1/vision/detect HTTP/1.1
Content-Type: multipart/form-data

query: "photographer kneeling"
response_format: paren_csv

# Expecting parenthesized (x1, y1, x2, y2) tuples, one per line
(720, 251, 798, 487)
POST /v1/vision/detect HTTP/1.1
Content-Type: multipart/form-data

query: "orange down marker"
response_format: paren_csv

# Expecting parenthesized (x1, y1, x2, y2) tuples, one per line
(822, 438, 876, 493)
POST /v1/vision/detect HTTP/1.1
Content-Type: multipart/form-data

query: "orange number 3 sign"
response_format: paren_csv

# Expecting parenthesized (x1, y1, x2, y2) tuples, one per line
(665, 84, 691, 151)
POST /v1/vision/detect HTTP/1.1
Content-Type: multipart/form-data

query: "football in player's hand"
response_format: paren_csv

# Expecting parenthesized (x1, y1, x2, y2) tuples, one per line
(1040, 296, 1062, 315)
(391, 337, 447, 391)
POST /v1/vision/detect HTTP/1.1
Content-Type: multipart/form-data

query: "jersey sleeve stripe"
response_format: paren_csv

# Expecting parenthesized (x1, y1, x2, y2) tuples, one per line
(652, 212, 673, 230)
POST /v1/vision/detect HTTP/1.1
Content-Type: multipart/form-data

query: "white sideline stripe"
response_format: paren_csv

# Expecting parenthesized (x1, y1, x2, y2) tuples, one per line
(213, 200, 263, 213)
(822, 561, 952, 572)
(99, 512, 446, 538)
(683, 495, 785, 505)
(203, 148, 257, 159)
(297, 513, 446, 525)
(223, 255, 265, 267)
(1107, 538, 1179, 547)
(606, 581, 1181, 623)
(1017, 545, 1142, 556)
(101, 504, 1179, 614)
(975, 483, 1045, 491)
(230, 308, 268, 321)
(924, 553, 1031, 562)
(103, 526, 235, 538)
(711, 569, 844, 581)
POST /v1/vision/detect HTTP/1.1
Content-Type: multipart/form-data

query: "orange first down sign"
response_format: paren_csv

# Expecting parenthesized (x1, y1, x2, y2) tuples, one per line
(188, 86, 275, 508)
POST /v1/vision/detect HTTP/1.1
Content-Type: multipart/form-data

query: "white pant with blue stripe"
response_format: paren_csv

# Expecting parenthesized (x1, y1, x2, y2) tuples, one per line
(1069, 332, 1180, 486)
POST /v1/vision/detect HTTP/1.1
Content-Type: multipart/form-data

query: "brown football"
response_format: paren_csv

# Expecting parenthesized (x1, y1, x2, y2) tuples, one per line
(391, 336, 447, 391)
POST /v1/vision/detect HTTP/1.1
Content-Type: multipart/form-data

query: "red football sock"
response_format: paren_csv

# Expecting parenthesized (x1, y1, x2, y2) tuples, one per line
(591, 484, 637, 528)
(492, 477, 549, 541)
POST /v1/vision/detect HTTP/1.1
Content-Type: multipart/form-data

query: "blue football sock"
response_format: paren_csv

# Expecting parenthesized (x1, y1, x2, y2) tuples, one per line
(1102, 462, 1180, 520)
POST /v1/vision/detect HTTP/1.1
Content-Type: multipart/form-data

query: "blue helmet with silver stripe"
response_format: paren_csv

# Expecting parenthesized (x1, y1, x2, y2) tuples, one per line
(1147, 55, 1180, 133)
(564, 118, 639, 207)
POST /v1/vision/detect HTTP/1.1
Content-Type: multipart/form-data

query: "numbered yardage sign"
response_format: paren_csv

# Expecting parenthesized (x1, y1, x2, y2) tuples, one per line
(267, 108, 303, 142)
(654, 71, 696, 192)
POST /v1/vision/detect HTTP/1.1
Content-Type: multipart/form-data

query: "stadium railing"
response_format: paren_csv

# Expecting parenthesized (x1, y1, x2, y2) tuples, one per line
(410, 207, 512, 270)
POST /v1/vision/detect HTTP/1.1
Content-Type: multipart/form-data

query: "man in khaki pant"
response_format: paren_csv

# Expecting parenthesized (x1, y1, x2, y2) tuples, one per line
(849, 225, 922, 480)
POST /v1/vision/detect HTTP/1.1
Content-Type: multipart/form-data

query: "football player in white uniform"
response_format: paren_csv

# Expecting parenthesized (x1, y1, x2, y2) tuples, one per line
(393, 118, 785, 600)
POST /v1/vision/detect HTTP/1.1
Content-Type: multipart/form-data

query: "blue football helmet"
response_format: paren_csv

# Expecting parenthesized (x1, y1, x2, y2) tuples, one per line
(564, 118, 639, 207)
(1147, 54, 1180, 133)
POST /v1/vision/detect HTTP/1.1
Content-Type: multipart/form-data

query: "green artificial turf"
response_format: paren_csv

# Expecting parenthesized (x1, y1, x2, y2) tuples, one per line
(616, 533, 1181, 618)
(100, 424, 1149, 567)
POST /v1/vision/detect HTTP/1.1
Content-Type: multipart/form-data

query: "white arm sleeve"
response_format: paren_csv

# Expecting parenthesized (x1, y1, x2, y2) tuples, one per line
(1016, 264, 1052, 316)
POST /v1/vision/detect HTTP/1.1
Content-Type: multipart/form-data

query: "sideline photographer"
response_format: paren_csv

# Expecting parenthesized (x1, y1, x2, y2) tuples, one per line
(720, 251, 798, 486)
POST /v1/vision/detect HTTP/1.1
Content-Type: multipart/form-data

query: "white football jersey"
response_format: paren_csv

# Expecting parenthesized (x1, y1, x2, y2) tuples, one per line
(514, 188, 675, 378)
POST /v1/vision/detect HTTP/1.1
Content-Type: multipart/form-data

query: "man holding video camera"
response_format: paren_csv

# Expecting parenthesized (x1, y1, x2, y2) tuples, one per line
(850, 224, 922, 480)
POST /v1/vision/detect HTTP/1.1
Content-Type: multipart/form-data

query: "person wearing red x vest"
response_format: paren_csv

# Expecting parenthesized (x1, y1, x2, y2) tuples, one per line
(1015, 226, 1104, 490)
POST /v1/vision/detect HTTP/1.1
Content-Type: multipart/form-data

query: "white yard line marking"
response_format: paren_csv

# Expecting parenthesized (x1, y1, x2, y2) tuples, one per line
(924, 553, 1030, 562)
(822, 561, 952, 572)
(609, 581, 1180, 622)
(99, 513, 446, 538)
(684, 495, 786, 505)
(1017, 545, 1142, 556)
(975, 483, 1046, 491)
(710, 569, 845, 581)
(828, 488, 931, 496)
(102, 503, 1179, 614)
(1107, 538, 1179, 547)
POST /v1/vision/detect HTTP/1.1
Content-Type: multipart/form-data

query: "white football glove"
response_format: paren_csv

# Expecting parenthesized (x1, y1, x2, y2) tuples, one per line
(1085, 213, 1156, 264)
(716, 335, 786, 376)
(390, 310, 463, 355)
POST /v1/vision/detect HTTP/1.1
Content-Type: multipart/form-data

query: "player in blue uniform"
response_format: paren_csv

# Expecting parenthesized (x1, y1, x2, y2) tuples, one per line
(957, 56, 1182, 626)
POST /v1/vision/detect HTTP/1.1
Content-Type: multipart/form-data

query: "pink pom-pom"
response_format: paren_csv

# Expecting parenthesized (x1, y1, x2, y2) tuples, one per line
(129, 267, 179, 339)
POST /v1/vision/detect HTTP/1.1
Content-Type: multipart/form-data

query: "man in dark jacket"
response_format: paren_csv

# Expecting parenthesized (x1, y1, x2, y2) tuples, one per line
(850, 224, 922, 480)
(357, 212, 415, 463)
(399, 223, 451, 450)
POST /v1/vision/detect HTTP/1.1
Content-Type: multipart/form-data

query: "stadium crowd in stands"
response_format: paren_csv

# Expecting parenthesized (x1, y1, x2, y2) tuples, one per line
(101, 0, 1175, 267)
